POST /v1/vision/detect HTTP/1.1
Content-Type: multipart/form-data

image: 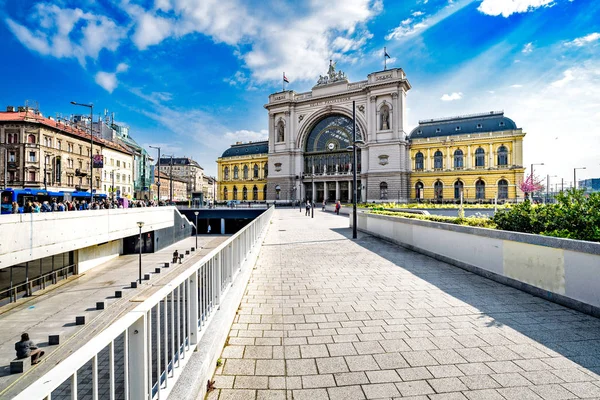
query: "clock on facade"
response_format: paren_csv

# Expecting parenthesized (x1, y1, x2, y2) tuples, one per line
(327, 142, 335, 150)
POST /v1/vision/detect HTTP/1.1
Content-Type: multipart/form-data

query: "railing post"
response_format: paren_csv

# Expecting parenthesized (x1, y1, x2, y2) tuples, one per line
(216, 256, 222, 306)
(109, 341, 115, 400)
(92, 355, 98, 400)
(127, 314, 148, 400)
(189, 273, 199, 346)
(71, 371, 77, 400)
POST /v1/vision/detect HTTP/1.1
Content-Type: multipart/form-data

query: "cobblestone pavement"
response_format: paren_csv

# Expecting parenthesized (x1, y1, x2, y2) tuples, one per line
(209, 209, 600, 400)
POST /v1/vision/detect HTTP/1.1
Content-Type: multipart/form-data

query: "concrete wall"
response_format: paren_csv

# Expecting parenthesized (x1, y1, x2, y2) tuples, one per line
(153, 209, 194, 251)
(0, 207, 177, 269)
(354, 212, 600, 317)
(77, 240, 122, 273)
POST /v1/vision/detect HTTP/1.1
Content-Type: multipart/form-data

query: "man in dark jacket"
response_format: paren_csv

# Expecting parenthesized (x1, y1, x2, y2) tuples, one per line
(15, 333, 44, 364)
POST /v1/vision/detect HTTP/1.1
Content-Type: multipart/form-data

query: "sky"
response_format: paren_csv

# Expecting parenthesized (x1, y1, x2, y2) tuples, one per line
(1, 0, 599, 184)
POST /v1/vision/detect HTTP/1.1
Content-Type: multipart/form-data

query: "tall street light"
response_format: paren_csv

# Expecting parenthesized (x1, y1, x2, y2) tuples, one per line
(194, 211, 199, 250)
(71, 101, 94, 198)
(346, 101, 365, 239)
(546, 174, 557, 204)
(574, 167, 586, 189)
(149, 146, 161, 202)
(136, 221, 145, 283)
(530, 162, 544, 200)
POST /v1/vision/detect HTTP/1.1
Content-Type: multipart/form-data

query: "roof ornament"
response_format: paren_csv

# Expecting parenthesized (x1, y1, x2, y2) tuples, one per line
(317, 60, 347, 86)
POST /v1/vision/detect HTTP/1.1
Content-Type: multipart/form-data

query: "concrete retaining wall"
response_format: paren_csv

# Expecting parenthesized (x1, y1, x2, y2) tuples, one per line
(77, 240, 122, 274)
(353, 212, 600, 317)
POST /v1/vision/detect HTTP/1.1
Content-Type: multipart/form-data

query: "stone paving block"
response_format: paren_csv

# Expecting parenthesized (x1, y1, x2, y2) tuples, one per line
(218, 389, 256, 400)
(428, 377, 469, 393)
(429, 349, 468, 365)
(491, 372, 532, 387)
(353, 341, 385, 355)
(530, 383, 579, 400)
(365, 369, 401, 383)
(395, 380, 435, 397)
(255, 360, 285, 376)
(256, 389, 286, 400)
(402, 351, 439, 367)
(561, 381, 600, 398)
(222, 345, 245, 358)
(286, 359, 317, 376)
(397, 366, 434, 381)
(243, 346, 273, 359)
(327, 385, 366, 400)
(345, 355, 380, 372)
(459, 374, 501, 390)
(486, 360, 524, 374)
(428, 393, 469, 400)
(551, 368, 596, 383)
(300, 344, 329, 358)
(234, 376, 269, 389)
(496, 386, 544, 399)
(301, 374, 336, 388)
(223, 359, 256, 375)
(213, 375, 235, 388)
(361, 382, 400, 399)
(514, 358, 552, 371)
(373, 352, 408, 369)
(456, 362, 495, 376)
(334, 371, 369, 386)
(463, 389, 505, 400)
(522, 370, 565, 385)
(268, 377, 285, 389)
(283, 345, 300, 359)
(327, 342, 358, 357)
(291, 388, 328, 400)
(285, 376, 302, 389)
(427, 365, 464, 378)
(316, 356, 349, 374)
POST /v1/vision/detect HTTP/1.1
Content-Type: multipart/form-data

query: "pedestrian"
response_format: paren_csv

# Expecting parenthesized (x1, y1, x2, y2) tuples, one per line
(207, 224, 211, 234)
(24, 201, 33, 213)
(322, 200, 326, 211)
(335, 201, 341, 215)
(305, 200, 311, 216)
(15, 333, 44, 365)
(11, 201, 19, 213)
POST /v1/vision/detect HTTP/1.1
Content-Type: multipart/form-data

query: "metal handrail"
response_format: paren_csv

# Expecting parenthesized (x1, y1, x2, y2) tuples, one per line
(0, 264, 75, 303)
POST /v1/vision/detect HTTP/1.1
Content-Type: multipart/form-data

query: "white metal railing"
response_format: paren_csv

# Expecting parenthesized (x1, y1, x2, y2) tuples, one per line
(12, 206, 274, 400)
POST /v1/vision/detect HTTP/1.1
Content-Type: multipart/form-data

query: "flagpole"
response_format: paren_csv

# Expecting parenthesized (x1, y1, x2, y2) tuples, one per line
(282, 72, 284, 92)
(384, 47, 387, 71)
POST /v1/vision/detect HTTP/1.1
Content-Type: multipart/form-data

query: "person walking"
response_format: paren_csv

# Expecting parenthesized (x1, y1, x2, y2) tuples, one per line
(305, 200, 311, 216)
(15, 333, 44, 365)
(207, 224, 211, 234)
(11, 201, 19, 213)
(322, 200, 326, 211)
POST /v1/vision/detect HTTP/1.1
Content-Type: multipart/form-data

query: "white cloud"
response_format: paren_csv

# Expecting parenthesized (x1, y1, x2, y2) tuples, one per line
(401, 18, 413, 25)
(551, 69, 574, 87)
(478, 0, 554, 18)
(522, 42, 533, 53)
(224, 71, 249, 86)
(95, 71, 118, 93)
(564, 32, 600, 47)
(412, 11, 425, 17)
(224, 129, 268, 142)
(386, 22, 428, 39)
(510, 84, 523, 88)
(440, 92, 463, 101)
(116, 63, 129, 73)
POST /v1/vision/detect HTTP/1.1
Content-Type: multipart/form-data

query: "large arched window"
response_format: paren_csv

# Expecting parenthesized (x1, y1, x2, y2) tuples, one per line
(476, 179, 485, 199)
(27, 134, 36, 144)
(233, 186, 238, 200)
(243, 165, 249, 179)
(434, 181, 443, 200)
(415, 152, 424, 170)
(233, 166, 239, 179)
(454, 180, 464, 200)
(380, 182, 388, 200)
(475, 148, 485, 167)
(253, 185, 258, 200)
(454, 149, 464, 169)
(253, 164, 259, 178)
(497, 146, 508, 166)
(434, 150, 443, 169)
(415, 182, 424, 199)
(224, 166, 229, 180)
(223, 187, 228, 200)
(242, 186, 248, 200)
(498, 179, 508, 199)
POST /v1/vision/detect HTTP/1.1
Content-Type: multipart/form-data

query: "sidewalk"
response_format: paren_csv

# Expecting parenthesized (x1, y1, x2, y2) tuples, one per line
(0, 234, 228, 397)
(209, 209, 600, 400)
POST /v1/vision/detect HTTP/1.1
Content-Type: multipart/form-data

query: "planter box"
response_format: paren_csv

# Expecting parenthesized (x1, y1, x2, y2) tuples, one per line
(353, 211, 600, 317)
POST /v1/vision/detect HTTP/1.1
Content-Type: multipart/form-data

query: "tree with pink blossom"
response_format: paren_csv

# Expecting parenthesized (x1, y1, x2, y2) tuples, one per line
(519, 174, 544, 200)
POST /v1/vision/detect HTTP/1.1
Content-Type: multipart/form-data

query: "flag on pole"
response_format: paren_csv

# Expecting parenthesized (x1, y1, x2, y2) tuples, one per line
(384, 47, 391, 59)
(283, 72, 289, 83)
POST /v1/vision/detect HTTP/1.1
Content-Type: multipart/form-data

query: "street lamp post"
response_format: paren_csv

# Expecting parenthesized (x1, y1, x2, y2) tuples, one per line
(546, 174, 557, 204)
(346, 101, 364, 239)
(149, 146, 161, 202)
(530, 163, 544, 199)
(574, 167, 586, 189)
(194, 211, 199, 250)
(71, 101, 94, 196)
(136, 221, 145, 283)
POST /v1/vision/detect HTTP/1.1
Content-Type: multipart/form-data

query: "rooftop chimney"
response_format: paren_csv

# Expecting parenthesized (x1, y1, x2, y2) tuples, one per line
(6, 106, 15, 112)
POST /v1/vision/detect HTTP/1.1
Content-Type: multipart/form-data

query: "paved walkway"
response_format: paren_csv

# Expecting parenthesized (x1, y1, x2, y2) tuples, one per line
(0, 234, 229, 398)
(209, 209, 600, 400)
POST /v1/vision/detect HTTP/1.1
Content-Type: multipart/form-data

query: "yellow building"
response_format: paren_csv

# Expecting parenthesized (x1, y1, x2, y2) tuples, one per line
(408, 111, 525, 202)
(217, 141, 268, 202)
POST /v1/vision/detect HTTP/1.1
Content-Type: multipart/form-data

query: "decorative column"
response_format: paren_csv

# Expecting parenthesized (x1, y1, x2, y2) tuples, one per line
(392, 92, 399, 139)
(427, 148, 431, 171)
(446, 147, 451, 170)
(467, 145, 471, 169)
(335, 181, 340, 201)
(489, 143, 494, 168)
(312, 180, 316, 202)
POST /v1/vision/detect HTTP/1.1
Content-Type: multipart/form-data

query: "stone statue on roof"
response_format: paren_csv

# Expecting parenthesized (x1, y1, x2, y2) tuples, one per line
(316, 60, 347, 86)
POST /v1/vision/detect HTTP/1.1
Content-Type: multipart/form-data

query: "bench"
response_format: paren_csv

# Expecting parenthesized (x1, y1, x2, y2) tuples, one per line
(10, 357, 32, 374)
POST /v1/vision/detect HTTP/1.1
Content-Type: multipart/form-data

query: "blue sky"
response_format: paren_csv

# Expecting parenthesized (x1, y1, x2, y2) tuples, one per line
(1, 0, 599, 182)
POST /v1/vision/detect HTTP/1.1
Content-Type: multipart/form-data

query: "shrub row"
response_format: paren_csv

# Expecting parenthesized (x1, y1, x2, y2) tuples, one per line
(369, 210, 495, 228)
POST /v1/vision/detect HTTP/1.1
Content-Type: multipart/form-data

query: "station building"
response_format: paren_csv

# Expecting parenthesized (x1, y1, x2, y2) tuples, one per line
(217, 141, 268, 202)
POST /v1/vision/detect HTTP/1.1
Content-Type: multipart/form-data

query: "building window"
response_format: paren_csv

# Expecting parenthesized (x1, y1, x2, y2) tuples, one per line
(435, 128, 441, 133)
(477, 124, 482, 129)
(242, 186, 248, 200)
(68, 143, 73, 152)
(223, 187, 228, 200)
(253, 185, 258, 200)
(8, 171, 15, 182)
(68, 159, 73, 168)
(434, 181, 443, 200)
(264, 163, 268, 178)
(454, 180, 464, 200)
(415, 152, 424, 170)
(224, 166, 229, 180)
(497, 145, 508, 166)
(253, 164, 259, 178)
(243, 165, 249, 180)
(7, 133, 17, 143)
(29, 152, 36, 162)
(379, 182, 388, 200)
(434, 150, 443, 169)
(29, 171, 36, 181)
(455, 126, 461, 131)
(27, 134, 36, 144)
(56, 140, 61, 150)
(233, 186, 238, 200)
(454, 149, 464, 169)
(415, 182, 424, 199)
(476, 179, 486, 199)
(499, 121, 505, 127)
(79, 146, 83, 155)
(233, 166, 239, 179)
(8, 151, 16, 162)
(498, 179, 509, 200)
(475, 147, 485, 167)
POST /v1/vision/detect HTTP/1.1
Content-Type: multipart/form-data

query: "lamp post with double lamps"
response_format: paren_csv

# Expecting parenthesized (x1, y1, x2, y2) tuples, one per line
(70, 101, 94, 196)
(346, 101, 364, 239)
(136, 221, 145, 283)
(194, 211, 199, 250)
(574, 167, 586, 189)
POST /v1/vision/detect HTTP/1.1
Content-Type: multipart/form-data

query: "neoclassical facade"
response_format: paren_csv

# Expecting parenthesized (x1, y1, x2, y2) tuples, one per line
(217, 141, 268, 202)
(409, 111, 526, 201)
(264, 63, 411, 203)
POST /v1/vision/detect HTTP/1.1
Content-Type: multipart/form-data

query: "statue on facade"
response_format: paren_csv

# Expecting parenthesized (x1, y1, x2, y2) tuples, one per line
(316, 60, 347, 86)
(380, 105, 390, 130)
(277, 121, 285, 142)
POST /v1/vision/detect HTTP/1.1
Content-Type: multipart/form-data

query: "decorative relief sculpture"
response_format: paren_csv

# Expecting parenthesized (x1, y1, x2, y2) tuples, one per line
(380, 104, 390, 130)
(277, 121, 285, 142)
(298, 114, 304, 122)
(358, 105, 365, 114)
(316, 60, 347, 86)
(379, 155, 389, 165)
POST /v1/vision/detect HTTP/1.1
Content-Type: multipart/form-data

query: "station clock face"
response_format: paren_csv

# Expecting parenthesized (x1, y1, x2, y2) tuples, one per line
(328, 142, 336, 150)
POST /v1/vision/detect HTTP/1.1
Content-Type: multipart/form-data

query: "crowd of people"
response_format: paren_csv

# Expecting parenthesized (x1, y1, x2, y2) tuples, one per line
(10, 199, 166, 213)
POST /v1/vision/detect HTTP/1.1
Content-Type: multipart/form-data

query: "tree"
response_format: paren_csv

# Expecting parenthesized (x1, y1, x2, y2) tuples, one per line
(519, 174, 544, 200)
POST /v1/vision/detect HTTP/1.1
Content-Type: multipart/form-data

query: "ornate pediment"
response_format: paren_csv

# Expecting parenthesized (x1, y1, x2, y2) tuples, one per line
(316, 60, 347, 86)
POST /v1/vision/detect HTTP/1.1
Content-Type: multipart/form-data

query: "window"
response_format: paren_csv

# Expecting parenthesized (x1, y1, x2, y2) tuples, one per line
(68, 159, 74, 168)
(233, 166, 239, 179)
(243, 165, 249, 179)
(477, 124, 482, 129)
(434, 181, 443, 200)
(56, 140, 61, 150)
(379, 182, 388, 200)
(434, 150, 443, 169)
(499, 121, 505, 127)
(454, 149, 464, 169)
(476, 179, 485, 199)
(29, 152, 36, 162)
(253, 164, 259, 178)
(415, 152, 424, 170)
(68, 143, 73, 152)
(264, 163, 268, 178)
(223, 187, 228, 200)
(79, 145, 83, 155)
(435, 128, 441, 133)
(497, 145, 508, 166)
(8, 171, 15, 182)
(224, 166, 229, 180)
(45, 155, 51, 165)
(242, 186, 248, 200)
(455, 126, 461, 131)
(29, 171, 36, 181)
(7, 133, 18, 143)
(454, 180, 464, 199)
(498, 179, 509, 200)
(415, 182, 424, 199)
(475, 147, 485, 167)
(27, 134, 36, 144)
(8, 151, 16, 162)
(117, 160, 121, 167)
(233, 186, 238, 200)
(253, 185, 258, 200)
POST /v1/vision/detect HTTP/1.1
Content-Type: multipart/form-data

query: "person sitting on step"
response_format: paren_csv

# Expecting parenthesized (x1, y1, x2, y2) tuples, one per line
(15, 333, 44, 365)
